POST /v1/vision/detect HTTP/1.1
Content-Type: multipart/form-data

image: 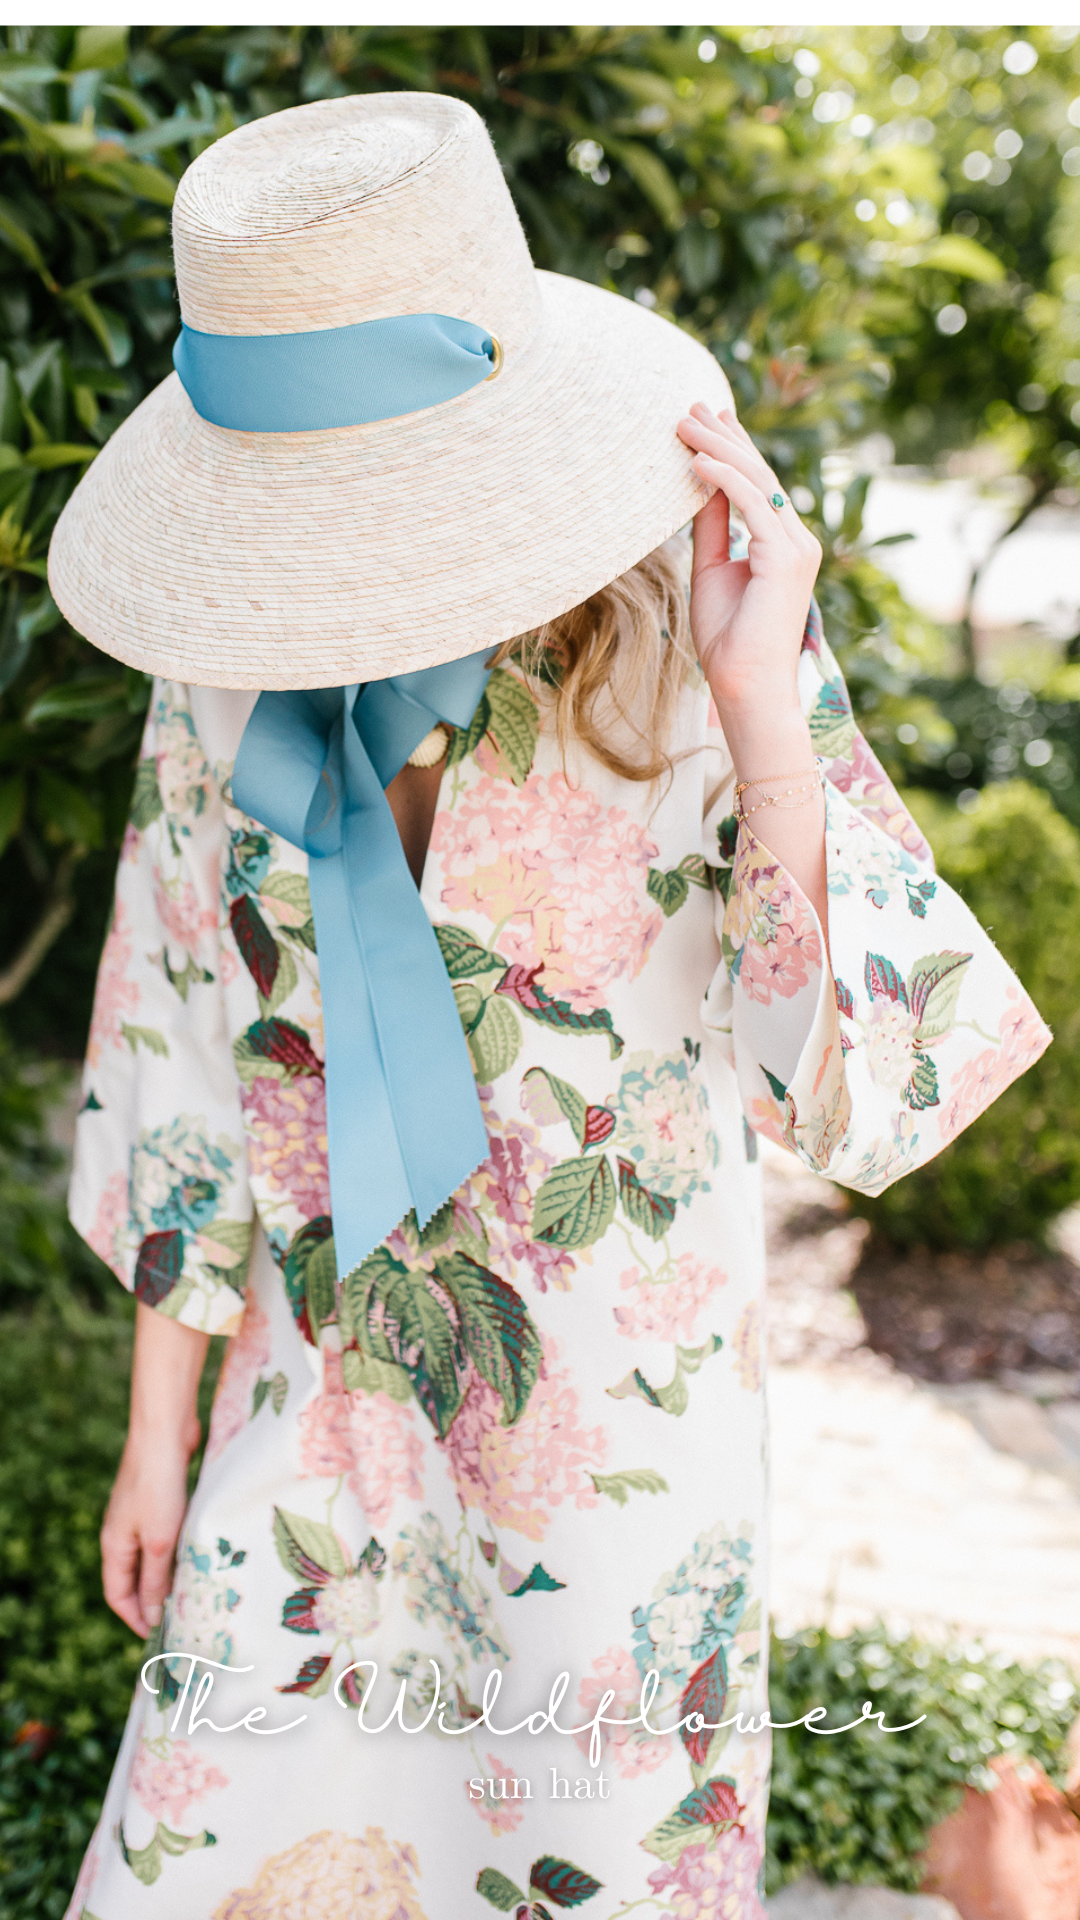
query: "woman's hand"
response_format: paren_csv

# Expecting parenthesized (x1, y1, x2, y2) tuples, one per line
(101, 1303, 209, 1638)
(676, 401, 822, 720)
(677, 400, 829, 940)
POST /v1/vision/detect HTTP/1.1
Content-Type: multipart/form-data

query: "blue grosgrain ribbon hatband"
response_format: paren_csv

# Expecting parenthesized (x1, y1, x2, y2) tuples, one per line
(173, 313, 499, 432)
(231, 650, 494, 1279)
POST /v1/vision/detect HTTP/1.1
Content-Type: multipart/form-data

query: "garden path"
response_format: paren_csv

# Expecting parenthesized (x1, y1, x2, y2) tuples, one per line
(765, 1139, 1080, 1667)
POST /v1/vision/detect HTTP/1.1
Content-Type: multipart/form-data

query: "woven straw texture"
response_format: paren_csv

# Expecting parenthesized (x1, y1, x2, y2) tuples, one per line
(48, 92, 730, 689)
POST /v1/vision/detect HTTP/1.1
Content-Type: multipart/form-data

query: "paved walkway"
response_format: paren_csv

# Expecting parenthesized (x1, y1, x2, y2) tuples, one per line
(761, 1144, 1080, 1914)
(764, 1141, 1080, 1666)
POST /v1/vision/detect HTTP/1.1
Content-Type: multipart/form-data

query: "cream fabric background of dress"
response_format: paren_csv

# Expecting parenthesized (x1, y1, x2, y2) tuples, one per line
(65, 605, 1048, 1920)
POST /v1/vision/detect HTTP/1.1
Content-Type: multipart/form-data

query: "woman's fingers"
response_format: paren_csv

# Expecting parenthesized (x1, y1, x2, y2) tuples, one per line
(680, 405, 818, 554)
(101, 1515, 150, 1636)
(691, 472, 731, 572)
(689, 454, 795, 557)
(139, 1534, 178, 1631)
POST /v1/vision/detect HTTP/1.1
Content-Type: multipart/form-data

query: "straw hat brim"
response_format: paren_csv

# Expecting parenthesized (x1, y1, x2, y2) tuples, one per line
(48, 271, 731, 689)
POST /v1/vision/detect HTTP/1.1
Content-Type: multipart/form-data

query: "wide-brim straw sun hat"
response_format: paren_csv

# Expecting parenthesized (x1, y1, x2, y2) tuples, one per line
(48, 92, 731, 689)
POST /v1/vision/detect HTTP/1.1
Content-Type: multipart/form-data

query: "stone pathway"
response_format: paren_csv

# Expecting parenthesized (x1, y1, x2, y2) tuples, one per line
(763, 1140, 1080, 1664)
(761, 1142, 1080, 1914)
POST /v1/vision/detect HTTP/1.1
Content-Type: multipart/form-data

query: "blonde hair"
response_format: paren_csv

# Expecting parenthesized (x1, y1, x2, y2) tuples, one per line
(491, 540, 695, 784)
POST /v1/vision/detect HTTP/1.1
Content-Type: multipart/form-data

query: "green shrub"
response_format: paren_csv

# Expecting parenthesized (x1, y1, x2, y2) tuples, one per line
(766, 1623, 1079, 1894)
(850, 781, 1080, 1248)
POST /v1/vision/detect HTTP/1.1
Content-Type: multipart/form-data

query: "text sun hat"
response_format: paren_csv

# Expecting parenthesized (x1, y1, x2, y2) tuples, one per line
(48, 91, 731, 690)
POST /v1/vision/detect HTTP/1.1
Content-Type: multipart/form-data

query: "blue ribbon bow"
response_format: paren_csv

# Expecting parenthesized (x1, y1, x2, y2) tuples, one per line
(232, 650, 494, 1278)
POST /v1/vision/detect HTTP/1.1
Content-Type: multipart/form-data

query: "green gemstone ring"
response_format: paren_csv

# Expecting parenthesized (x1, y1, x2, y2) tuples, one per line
(770, 491, 786, 510)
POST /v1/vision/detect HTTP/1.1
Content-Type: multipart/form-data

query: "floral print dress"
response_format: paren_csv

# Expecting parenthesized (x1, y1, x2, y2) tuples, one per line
(66, 604, 1048, 1920)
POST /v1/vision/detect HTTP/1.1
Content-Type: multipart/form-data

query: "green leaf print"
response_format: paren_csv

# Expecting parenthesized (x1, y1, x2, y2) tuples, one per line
(116, 1822, 216, 1886)
(129, 756, 163, 829)
(531, 1155, 616, 1249)
(617, 1158, 677, 1240)
(484, 667, 540, 784)
(607, 1335, 724, 1417)
(233, 1017, 323, 1084)
(259, 868, 315, 942)
(152, 950, 215, 1002)
(304, 1233, 338, 1335)
(133, 1229, 183, 1308)
(522, 1065, 589, 1145)
(905, 1051, 940, 1111)
(444, 688, 491, 768)
(647, 866, 689, 917)
(252, 1371, 289, 1418)
(497, 968, 624, 1058)
(435, 923, 506, 978)
(272, 1506, 347, 1583)
(589, 1468, 670, 1506)
(277, 1651, 334, 1697)
(467, 993, 522, 1083)
(230, 892, 280, 1000)
(642, 1777, 742, 1864)
(500, 1558, 567, 1596)
(258, 941, 298, 1019)
(679, 1645, 729, 1765)
(529, 1856, 604, 1906)
(476, 1868, 526, 1912)
(281, 1214, 334, 1342)
(908, 950, 972, 1045)
(350, 1252, 466, 1437)
(340, 1347, 412, 1401)
(452, 980, 484, 1032)
(437, 1252, 542, 1426)
(120, 1022, 169, 1057)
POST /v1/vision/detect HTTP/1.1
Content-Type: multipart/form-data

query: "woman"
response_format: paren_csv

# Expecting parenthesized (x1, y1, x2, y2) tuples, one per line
(52, 94, 1048, 1920)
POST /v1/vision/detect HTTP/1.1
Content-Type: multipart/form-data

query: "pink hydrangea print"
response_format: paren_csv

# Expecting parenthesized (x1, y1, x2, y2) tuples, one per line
(130, 1736, 228, 1826)
(737, 876, 821, 1007)
(152, 872, 217, 958)
(648, 1829, 766, 1919)
(998, 986, 1051, 1077)
(86, 900, 139, 1065)
(212, 1826, 426, 1920)
(576, 1646, 674, 1778)
(84, 1169, 129, 1270)
(822, 730, 931, 860)
(467, 1753, 527, 1833)
(205, 1292, 272, 1465)
(440, 1336, 607, 1541)
(463, 1110, 575, 1293)
(731, 1300, 762, 1392)
(431, 770, 662, 1010)
(240, 1074, 330, 1220)
(615, 1255, 726, 1343)
(298, 1386, 423, 1527)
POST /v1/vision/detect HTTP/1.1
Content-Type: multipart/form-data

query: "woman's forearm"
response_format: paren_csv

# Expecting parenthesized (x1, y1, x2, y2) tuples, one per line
(713, 691, 829, 945)
(129, 1300, 209, 1451)
(100, 1305, 210, 1636)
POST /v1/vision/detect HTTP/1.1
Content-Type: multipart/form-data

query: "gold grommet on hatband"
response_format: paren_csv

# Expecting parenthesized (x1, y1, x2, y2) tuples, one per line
(485, 334, 503, 380)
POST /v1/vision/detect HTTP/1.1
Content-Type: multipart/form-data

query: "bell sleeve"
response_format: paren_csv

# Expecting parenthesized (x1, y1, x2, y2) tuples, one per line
(68, 680, 254, 1332)
(704, 604, 1052, 1194)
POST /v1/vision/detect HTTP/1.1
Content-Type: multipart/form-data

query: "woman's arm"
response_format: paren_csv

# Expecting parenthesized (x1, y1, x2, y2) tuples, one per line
(101, 1303, 209, 1637)
(676, 403, 828, 940)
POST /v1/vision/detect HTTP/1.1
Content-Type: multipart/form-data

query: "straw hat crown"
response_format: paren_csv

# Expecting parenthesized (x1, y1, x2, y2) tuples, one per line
(173, 94, 541, 350)
(48, 91, 730, 688)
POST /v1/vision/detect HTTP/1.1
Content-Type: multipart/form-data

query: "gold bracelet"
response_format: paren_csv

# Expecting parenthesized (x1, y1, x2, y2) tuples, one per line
(734, 766, 818, 797)
(734, 766, 823, 822)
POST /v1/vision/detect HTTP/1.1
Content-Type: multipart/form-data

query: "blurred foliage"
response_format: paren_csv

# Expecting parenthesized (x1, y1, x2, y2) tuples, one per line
(1, 22, 1079, 1051)
(0, 1287, 223, 1917)
(766, 1620, 1079, 1893)
(852, 781, 1080, 1248)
